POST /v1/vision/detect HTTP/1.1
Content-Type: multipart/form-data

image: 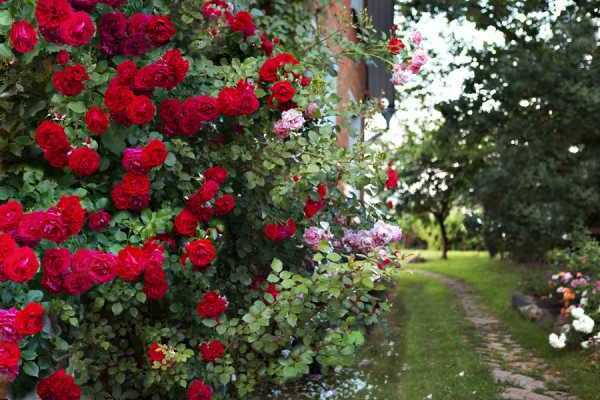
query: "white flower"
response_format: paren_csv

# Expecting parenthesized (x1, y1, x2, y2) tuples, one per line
(570, 306, 585, 319)
(581, 340, 590, 349)
(549, 333, 567, 349)
(573, 315, 595, 334)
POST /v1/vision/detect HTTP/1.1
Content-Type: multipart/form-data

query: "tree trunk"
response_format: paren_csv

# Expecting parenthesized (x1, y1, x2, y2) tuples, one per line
(434, 213, 449, 260)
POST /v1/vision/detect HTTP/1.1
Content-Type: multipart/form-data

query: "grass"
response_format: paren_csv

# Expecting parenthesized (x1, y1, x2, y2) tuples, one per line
(410, 250, 600, 400)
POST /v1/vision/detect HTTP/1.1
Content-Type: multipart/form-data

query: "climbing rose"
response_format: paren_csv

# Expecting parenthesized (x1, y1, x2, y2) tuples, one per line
(214, 195, 236, 216)
(387, 37, 405, 54)
(203, 166, 228, 184)
(304, 198, 324, 219)
(87, 210, 111, 231)
(56, 50, 70, 65)
(0, 308, 19, 342)
(121, 148, 147, 174)
(15, 212, 44, 246)
(259, 52, 299, 83)
(126, 95, 156, 125)
(59, 11, 96, 46)
(42, 248, 71, 277)
(52, 64, 89, 96)
(0, 200, 23, 232)
(143, 263, 168, 300)
(263, 219, 296, 241)
(184, 239, 217, 270)
(15, 303, 45, 336)
(147, 342, 165, 363)
(0, 234, 17, 263)
(174, 209, 199, 237)
(141, 139, 168, 169)
(35, 120, 70, 153)
(56, 195, 85, 236)
(3, 247, 39, 283)
(36, 369, 82, 400)
(187, 180, 220, 211)
(217, 80, 259, 117)
(196, 291, 228, 319)
(187, 379, 213, 400)
(68, 147, 101, 176)
(385, 168, 398, 190)
(0, 341, 20, 370)
(226, 11, 256, 37)
(39, 210, 69, 243)
(85, 106, 109, 135)
(86, 250, 117, 284)
(146, 15, 176, 45)
(199, 340, 225, 362)
(9, 21, 38, 53)
(270, 81, 296, 104)
(116, 245, 146, 282)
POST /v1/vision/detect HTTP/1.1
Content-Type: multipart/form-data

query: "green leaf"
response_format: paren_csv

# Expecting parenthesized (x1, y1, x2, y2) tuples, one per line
(67, 101, 87, 113)
(0, 43, 13, 60)
(271, 258, 283, 273)
(23, 361, 39, 377)
(202, 319, 217, 328)
(112, 303, 124, 315)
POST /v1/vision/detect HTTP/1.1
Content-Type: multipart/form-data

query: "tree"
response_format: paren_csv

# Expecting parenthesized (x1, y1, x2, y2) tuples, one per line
(399, 0, 600, 261)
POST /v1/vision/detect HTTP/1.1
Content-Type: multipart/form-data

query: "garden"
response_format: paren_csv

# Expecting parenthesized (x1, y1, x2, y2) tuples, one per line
(1, 0, 600, 400)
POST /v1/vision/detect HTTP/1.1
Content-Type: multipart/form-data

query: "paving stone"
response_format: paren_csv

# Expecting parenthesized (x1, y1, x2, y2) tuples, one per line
(493, 369, 545, 391)
(501, 388, 555, 400)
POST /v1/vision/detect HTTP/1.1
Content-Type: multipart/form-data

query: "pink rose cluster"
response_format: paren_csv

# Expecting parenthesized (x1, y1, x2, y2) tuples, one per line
(390, 30, 429, 86)
(303, 221, 402, 254)
(273, 108, 305, 139)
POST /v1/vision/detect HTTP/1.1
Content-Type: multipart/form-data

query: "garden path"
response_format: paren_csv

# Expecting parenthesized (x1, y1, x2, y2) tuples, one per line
(412, 270, 577, 400)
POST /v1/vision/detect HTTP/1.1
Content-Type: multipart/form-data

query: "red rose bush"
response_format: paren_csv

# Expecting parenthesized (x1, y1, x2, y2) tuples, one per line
(0, 0, 427, 398)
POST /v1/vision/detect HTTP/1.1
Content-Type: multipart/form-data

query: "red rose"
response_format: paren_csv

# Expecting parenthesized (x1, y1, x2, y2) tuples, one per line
(68, 147, 100, 176)
(143, 263, 168, 300)
(187, 180, 220, 211)
(63, 269, 94, 295)
(98, 12, 127, 56)
(203, 166, 228, 185)
(56, 195, 85, 236)
(15, 212, 44, 246)
(87, 210, 111, 231)
(214, 195, 236, 216)
(265, 283, 280, 300)
(184, 239, 217, 270)
(44, 147, 71, 168)
(190, 205, 213, 223)
(259, 53, 299, 83)
(41, 273, 64, 294)
(126, 95, 156, 125)
(146, 15, 176, 46)
(122, 173, 151, 195)
(158, 98, 183, 136)
(3, 247, 39, 283)
(226, 11, 256, 37)
(270, 81, 296, 104)
(196, 291, 228, 319)
(104, 83, 134, 113)
(36, 369, 82, 400)
(116, 245, 146, 282)
(300, 76, 311, 87)
(187, 379, 213, 400)
(260, 33, 275, 56)
(0, 200, 23, 232)
(85, 106, 110, 135)
(52, 64, 89, 96)
(56, 50, 70, 65)
(111, 184, 129, 210)
(282, 218, 297, 238)
(216, 87, 240, 117)
(263, 223, 280, 241)
(236, 80, 260, 116)
(187, 96, 221, 122)
(153, 49, 189, 90)
(388, 37, 405, 54)
(142, 240, 165, 269)
(0, 341, 20, 369)
(35, 120, 70, 153)
(9, 20, 38, 54)
(35, 0, 72, 30)
(199, 340, 225, 362)
(39, 210, 69, 243)
(121, 148, 147, 174)
(385, 168, 398, 190)
(147, 342, 164, 363)
(87, 250, 117, 284)
(60, 11, 96, 46)
(15, 303, 45, 336)
(174, 209, 199, 237)
(115, 60, 137, 84)
(0, 233, 17, 263)
(42, 248, 71, 277)
(304, 199, 323, 219)
(141, 139, 168, 169)
(317, 183, 328, 200)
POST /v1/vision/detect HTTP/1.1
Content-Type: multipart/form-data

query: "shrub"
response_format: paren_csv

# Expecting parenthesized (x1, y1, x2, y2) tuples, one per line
(0, 0, 426, 398)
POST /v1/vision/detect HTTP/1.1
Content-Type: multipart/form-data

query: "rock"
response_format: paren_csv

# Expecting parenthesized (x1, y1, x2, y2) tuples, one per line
(518, 304, 545, 321)
(512, 292, 536, 309)
(407, 255, 426, 264)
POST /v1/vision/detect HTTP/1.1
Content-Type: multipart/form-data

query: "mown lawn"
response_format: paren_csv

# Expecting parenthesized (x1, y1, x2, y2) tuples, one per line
(411, 251, 600, 400)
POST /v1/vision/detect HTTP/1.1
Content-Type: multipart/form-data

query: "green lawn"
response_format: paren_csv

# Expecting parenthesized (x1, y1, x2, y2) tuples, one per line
(410, 251, 600, 400)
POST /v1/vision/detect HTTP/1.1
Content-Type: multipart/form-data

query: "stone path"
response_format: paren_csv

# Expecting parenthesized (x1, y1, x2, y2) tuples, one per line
(411, 270, 578, 400)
